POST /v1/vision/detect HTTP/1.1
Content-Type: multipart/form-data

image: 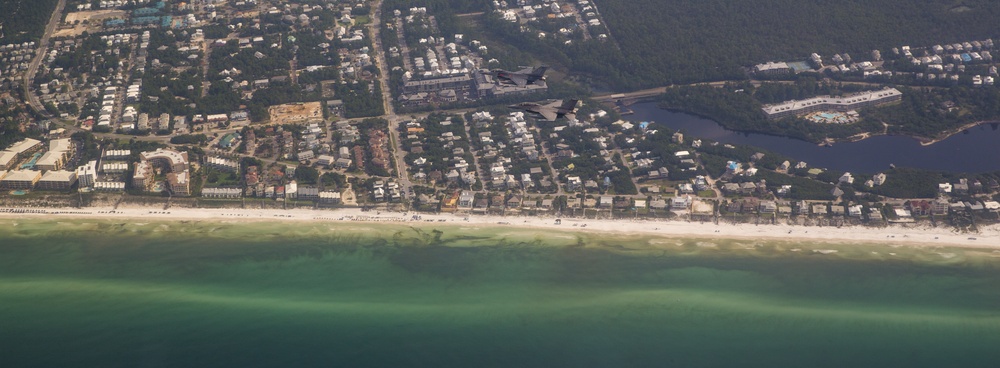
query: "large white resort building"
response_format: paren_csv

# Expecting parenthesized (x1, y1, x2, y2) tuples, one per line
(761, 87, 902, 120)
(132, 149, 191, 196)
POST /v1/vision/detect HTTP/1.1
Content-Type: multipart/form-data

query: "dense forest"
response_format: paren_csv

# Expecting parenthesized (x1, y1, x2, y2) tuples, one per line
(0, 103, 31, 149)
(584, 0, 1000, 89)
(0, 0, 58, 44)
(865, 87, 1000, 138)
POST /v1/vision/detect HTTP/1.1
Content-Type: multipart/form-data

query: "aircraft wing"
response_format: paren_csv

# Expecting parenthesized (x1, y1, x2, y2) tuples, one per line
(509, 75, 528, 87)
(564, 113, 577, 122)
(539, 109, 558, 121)
(542, 100, 563, 109)
(538, 109, 559, 121)
(560, 99, 579, 111)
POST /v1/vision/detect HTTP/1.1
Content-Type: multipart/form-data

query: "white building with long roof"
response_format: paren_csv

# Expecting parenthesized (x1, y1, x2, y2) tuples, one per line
(761, 88, 902, 120)
(37, 170, 78, 190)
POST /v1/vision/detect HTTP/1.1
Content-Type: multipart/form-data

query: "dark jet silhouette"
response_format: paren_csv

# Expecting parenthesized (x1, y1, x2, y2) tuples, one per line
(492, 66, 549, 87)
(510, 99, 579, 122)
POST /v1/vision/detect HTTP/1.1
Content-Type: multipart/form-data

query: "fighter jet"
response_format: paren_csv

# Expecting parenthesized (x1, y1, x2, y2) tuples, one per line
(510, 99, 579, 122)
(492, 66, 549, 87)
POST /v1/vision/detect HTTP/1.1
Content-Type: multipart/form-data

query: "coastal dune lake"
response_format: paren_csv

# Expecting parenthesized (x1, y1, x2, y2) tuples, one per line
(629, 102, 1000, 173)
(2, 220, 1000, 367)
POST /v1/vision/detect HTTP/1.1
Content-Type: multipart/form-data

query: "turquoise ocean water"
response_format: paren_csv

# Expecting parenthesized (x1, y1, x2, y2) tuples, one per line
(2, 220, 1000, 367)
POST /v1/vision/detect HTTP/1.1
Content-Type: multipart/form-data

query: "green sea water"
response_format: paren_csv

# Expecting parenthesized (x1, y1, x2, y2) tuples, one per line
(2, 219, 1000, 367)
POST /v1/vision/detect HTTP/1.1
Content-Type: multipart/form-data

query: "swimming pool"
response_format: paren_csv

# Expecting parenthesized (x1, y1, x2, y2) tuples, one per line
(19, 152, 42, 169)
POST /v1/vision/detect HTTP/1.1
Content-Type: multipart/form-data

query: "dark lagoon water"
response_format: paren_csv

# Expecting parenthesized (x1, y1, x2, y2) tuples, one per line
(628, 102, 1000, 173)
(2, 219, 1000, 367)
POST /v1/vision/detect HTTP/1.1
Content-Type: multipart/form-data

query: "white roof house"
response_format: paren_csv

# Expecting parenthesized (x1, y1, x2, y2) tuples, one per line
(839, 172, 854, 184)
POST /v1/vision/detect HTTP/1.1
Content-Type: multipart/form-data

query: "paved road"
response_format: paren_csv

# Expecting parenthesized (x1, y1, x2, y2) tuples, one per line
(530, 122, 564, 195)
(592, 79, 898, 102)
(591, 81, 742, 102)
(23, 0, 67, 117)
(370, 0, 413, 200)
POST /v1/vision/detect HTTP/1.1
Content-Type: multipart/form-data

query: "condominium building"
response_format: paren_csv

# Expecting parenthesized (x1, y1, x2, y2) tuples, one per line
(753, 61, 793, 76)
(761, 88, 902, 120)
(0, 170, 42, 189)
(76, 160, 98, 188)
(134, 149, 191, 196)
(37, 170, 78, 190)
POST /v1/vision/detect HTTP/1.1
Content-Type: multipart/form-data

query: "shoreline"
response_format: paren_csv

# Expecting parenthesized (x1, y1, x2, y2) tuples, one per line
(916, 120, 998, 146)
(811, 119, 1000, 147)
(1, 205, 998, 250)
(657, 103, 999, 148)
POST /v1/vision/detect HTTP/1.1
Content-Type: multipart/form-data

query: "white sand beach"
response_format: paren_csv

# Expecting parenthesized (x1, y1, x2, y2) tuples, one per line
(1, 205, 997, 249)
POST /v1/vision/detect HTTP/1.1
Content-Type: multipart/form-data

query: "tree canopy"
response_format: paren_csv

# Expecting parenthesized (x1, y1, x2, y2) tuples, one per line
(0, 0, 59, 44)
(539, 0, 1000, 90)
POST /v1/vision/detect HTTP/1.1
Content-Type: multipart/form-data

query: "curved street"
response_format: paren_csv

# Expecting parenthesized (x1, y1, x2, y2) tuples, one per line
(23, 0, 67, 117)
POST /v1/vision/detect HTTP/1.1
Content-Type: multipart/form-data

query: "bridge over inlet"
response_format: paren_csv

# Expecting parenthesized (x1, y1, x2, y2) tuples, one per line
(592, 87, 668, 106)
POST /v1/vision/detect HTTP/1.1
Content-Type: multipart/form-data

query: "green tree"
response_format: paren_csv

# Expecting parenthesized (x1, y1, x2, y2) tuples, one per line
(295, 165, 320, 184)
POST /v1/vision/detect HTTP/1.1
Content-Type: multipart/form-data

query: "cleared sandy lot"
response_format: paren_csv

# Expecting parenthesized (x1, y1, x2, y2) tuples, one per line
(56, 10, 127, 37)
(268, 101, 324, 125)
